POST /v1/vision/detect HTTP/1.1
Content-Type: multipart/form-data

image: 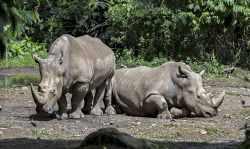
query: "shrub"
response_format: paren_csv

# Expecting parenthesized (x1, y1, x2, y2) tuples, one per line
(115, 49, 227, 75)
(7, 36, 47, 59)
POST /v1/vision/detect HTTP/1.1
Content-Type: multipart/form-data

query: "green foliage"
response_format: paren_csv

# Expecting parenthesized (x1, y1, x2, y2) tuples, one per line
(0, 0, 16, 56)
(115, 49, 227, 75)
(106, 0, 172, 60)
(1, 0, 39, 42)
(0, 57, 39, 69)
(106, 0, 250, 67)
(2, 0, 250, 71)
(7, 36, 47, 59)
(28, 0, 111, 44)
(115, 49, 169, 69)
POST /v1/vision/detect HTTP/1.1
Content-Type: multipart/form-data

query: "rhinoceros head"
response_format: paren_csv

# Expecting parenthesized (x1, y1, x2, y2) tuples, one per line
(31, 52, 64, 115)
(178, 66, 225, 118)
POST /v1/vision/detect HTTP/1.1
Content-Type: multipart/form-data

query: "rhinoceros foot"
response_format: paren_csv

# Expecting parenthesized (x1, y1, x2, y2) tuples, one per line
(170, 107, 191, 119)
(90, 107, 103, 115)
(157, 112, 172, 119)
(105, 105, 116, 115)
(59, 113, 68, 119)
(69, 109, 84, 119)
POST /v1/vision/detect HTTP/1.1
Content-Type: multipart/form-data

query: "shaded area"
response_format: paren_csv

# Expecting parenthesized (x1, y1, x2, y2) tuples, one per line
(0, 137, 242, 149)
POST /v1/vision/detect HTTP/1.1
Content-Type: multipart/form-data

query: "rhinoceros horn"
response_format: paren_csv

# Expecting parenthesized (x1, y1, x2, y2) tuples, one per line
(31, 83, 46, 105)
(212, 90, 225, 108)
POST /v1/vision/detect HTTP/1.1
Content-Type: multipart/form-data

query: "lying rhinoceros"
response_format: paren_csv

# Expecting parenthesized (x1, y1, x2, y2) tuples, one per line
(111, 61, 225, 118)
(31, 34, 116, 119)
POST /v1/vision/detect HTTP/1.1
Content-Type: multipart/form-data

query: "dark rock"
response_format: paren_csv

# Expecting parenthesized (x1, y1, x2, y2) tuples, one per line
(78, 127, 158, 149)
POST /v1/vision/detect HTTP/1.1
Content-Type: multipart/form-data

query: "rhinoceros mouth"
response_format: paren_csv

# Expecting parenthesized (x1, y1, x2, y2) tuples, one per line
(203, 111, 217, 118)
(42, 106, 54, 114)
(31, 83, 55, 114)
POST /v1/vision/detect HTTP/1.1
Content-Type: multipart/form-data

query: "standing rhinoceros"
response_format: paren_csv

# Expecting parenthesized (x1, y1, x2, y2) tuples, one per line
(111, 62, 225, 119)
(31, 34, 116, 119)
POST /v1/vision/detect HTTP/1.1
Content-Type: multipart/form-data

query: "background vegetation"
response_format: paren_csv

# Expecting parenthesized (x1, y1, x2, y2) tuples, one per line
(1, 0, 250, 73)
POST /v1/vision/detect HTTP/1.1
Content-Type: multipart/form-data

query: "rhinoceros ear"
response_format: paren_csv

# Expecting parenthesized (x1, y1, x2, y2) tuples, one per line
(199, 69, 205, 77)
(179, 66, 191, 78)
(55, 51, 63, 65)
(32, 53, 43, 64)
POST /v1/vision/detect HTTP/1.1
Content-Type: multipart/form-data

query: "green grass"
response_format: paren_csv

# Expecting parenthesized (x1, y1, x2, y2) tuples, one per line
(203, 126, 218, 134)
(0, 57, 39, 69)
(203, 126, 230, 135)
(221, 130, 230, 134)
(203, 76, 235, 83)
(29, 128, 65, 137)
(243, 110, 250, 115)
(160, 131, 181, 139)
(225, 91, 243, 96)
(164, 123, 177, 127)
(138, 131, 181, 140)
(223, 82, 244, 87)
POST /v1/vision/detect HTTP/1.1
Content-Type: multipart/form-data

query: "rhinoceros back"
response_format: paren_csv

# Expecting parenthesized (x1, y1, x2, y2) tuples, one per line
(48, 34, 116, 92)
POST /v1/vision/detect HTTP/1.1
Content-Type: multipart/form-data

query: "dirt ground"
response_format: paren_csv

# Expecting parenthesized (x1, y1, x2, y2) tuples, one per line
(0, 67, 250, 149)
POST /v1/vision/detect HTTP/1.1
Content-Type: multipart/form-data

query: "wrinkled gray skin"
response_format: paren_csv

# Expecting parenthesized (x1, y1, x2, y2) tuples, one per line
(31, 34, 116, 119)
(110, 62, 225, 119)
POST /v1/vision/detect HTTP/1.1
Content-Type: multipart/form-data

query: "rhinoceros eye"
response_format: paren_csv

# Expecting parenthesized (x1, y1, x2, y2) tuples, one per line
(52, 89, 57, 95)
(197, 95, 201, 99)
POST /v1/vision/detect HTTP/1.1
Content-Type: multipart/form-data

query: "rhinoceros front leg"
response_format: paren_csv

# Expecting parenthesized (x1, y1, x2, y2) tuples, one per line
(170, 107, 191, 118)
(57, 94, 68, 119)
(90, 81, 106, 115)
(69, 83, 87, 119)
(82, 91, 93, 114)
(145, 95, 172, 119)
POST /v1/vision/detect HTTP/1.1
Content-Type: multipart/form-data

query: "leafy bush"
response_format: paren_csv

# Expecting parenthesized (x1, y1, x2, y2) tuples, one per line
(7, 36, 47, 59)
(115, 49, 227, 75)
(106, 0, 250, 68)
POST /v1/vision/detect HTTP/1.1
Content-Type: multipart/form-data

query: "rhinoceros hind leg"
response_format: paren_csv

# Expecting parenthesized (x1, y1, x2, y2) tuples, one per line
(170, 107, 191, 118)
(69, 83, 87, 119)
(90, 82, 107, 115)
(57, 94, 68, 119)
(82, 92, 93, 114)
(145, 95, 172, 119)
(103, 81, 116, 115)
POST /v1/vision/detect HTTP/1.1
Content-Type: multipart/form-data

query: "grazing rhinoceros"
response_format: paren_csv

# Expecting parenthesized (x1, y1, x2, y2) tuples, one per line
(111, 62, 225, 119)
(31, 34, 116, 119)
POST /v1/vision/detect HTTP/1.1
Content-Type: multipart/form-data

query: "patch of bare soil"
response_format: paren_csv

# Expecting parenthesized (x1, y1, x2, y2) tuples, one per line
(0, 68, 249, 149)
